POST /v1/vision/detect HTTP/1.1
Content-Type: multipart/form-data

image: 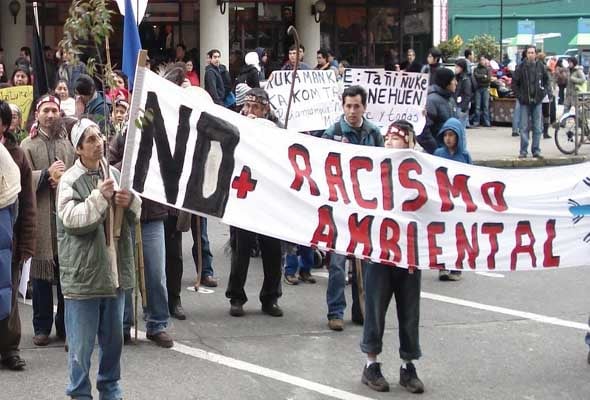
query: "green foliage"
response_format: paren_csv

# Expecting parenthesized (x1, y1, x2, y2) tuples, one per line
(466, 34, 500, 60)
(59, 0, 115, 88)
(438, 35, 464, 61)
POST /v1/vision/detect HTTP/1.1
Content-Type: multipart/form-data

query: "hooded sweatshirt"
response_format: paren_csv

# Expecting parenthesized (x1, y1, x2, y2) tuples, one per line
(433, 117, 472, 164)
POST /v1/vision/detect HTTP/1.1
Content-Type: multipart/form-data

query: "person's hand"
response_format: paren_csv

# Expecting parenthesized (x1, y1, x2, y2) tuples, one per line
(114, 189, 133, 209)
(48, 160, 65, 176)
(99, 178, 115, 200)
(48, 176, 61, 189)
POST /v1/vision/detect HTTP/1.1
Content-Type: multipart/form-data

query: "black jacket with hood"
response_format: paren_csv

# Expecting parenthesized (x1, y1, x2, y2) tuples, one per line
(419, 84, 455, 154)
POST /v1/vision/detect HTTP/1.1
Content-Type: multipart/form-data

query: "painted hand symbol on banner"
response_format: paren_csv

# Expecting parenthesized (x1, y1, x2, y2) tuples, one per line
(232, 166, 258, 199)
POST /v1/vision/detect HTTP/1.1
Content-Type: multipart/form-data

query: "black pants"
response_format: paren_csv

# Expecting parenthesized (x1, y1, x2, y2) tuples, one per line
(0, 261, 22, 358)
(225, 227, 282, 306)
(360, 264, 422, 361)
(32, 258, 64, 337)
(164, 214, 183, 309)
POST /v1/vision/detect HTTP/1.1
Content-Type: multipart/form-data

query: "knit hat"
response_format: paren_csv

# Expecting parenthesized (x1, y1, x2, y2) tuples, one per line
(70, 118, 99, 148)
(235, 83, 251, 107)
(0, 143, 21, 209)
(434, 67, 455, 88)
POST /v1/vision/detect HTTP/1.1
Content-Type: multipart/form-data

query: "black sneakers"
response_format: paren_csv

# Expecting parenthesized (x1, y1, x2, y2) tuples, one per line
(361, 363, 390, 392)
(261, 303, 283, 317)
(400, 363, 425, 394)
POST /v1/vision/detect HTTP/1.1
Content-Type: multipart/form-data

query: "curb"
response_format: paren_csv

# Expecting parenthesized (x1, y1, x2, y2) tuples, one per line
(474, 155, 590, 168)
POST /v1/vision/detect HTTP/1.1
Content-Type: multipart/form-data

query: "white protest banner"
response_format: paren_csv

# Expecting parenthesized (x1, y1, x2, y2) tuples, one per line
(265, 70, 341, 131)
(122, 67, 590, 272)
(342, 69, 428, 134)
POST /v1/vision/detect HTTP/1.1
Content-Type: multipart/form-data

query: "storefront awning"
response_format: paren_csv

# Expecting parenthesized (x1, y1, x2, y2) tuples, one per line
(569, 33, 590, 46)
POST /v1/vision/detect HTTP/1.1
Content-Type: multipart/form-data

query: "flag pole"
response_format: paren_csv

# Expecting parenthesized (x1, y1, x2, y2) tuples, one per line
(32, 2, 50, 94)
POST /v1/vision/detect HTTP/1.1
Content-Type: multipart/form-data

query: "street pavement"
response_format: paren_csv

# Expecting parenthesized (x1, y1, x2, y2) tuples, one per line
(2, 126, 590, 399)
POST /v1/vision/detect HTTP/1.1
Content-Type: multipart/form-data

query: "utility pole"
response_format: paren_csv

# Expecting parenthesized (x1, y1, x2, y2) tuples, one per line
(499, 0, 504, 57)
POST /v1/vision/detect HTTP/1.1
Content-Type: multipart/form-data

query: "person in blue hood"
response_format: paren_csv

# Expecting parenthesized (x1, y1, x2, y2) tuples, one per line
(434, 117, 472, 164)
(433, 118, 472, 281)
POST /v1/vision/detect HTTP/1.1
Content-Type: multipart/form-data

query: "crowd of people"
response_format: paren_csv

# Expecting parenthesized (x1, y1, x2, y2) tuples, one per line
(0, 39, 589, 400)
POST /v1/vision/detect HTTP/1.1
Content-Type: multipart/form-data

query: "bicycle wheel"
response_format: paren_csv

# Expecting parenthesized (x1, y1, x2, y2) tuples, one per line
(554, 116, 579, 154)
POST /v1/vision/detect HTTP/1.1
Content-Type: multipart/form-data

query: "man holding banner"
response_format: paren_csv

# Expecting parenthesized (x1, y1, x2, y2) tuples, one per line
(361, 120, 424, 394)
(226, 88, 284, 318)
(321, 85, 383, 331)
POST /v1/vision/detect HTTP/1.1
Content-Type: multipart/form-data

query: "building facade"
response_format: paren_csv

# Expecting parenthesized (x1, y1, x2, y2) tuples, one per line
(1, 0, 434, 79)
(448, 0, 590, 55)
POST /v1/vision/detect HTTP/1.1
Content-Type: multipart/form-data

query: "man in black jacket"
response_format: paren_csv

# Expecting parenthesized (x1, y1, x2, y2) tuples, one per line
(454, 59, 472, 129)
(204, 49, 232, 107)
(471, 55, 492, 127)
(512, 45, 550, 158)
(418, 68, 457, 154)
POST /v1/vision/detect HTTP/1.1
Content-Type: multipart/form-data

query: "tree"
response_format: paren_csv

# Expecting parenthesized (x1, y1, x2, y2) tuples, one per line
(466, 34, 500, 61)
(438, 35, 463, 61)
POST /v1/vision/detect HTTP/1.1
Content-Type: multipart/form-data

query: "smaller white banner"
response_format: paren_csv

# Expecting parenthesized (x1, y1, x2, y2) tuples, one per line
(342, 69, 429, 134)
(265, 70, 341, 131)
(18, 258, 30, 300)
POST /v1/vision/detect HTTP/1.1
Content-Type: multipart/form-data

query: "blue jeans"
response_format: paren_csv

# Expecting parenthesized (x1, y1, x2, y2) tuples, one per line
(326, 254, 347, 320)
(586, 315, 590, 349)
(519, 103, 543, 156)
(284, 244, 314, 276)
(123, 289, 133, 336)
(474, 87, 491, 126)
(512, 100, 521, 133)
(191, 216, 214, 278)
(65, 290, 124, 400)
(141, 220, 169, 334)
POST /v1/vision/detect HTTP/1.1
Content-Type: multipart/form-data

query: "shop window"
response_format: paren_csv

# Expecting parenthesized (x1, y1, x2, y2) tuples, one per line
(368, 7, 400, 68)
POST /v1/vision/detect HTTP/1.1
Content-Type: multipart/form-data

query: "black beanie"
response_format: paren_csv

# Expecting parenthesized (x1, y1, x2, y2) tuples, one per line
(434, 67, 455, 88)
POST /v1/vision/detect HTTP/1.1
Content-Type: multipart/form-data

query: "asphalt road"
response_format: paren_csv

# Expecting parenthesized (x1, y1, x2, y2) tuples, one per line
(2, 219, 590, 400)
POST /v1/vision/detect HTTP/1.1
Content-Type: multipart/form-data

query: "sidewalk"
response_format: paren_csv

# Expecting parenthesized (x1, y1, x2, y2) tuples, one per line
(466, 125, 590, 168)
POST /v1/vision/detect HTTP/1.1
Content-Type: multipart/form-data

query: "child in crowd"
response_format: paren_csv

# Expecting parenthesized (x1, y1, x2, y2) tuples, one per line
(361, 120, 425, 394)
(111, 97, 130, 136)
(433, 117, 472, 281)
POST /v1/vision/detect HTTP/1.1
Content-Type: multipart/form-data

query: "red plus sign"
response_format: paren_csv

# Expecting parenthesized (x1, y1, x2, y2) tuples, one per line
(231, 166, 258, 199)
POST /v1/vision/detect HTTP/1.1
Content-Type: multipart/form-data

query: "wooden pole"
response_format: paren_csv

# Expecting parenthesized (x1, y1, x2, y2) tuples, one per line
(193, 216, 203, 291)
(114, 50, 148, 240)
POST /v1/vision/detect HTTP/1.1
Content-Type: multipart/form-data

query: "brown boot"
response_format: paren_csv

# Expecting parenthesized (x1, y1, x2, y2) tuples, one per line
(146, 331, 174, 348)
(33, 334, 50, 346)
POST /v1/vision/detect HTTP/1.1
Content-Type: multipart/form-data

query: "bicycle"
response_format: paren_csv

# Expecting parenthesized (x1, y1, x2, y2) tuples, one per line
(555, 92, 590, 155)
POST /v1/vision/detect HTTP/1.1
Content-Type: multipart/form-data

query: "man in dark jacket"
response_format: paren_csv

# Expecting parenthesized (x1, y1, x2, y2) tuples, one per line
(401, 49, 423, 73)
(0, 100, 36, 371)
(226, 88, 284, 318)
(421, 47, 442, 85)
(471, 55, 492, 127)
(418, 68, 457, 154)
(454, 59, 472, 129)
(512, 45, 551, 158)
(204, 49, 232, 107)
(74, 74, 110, 122)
